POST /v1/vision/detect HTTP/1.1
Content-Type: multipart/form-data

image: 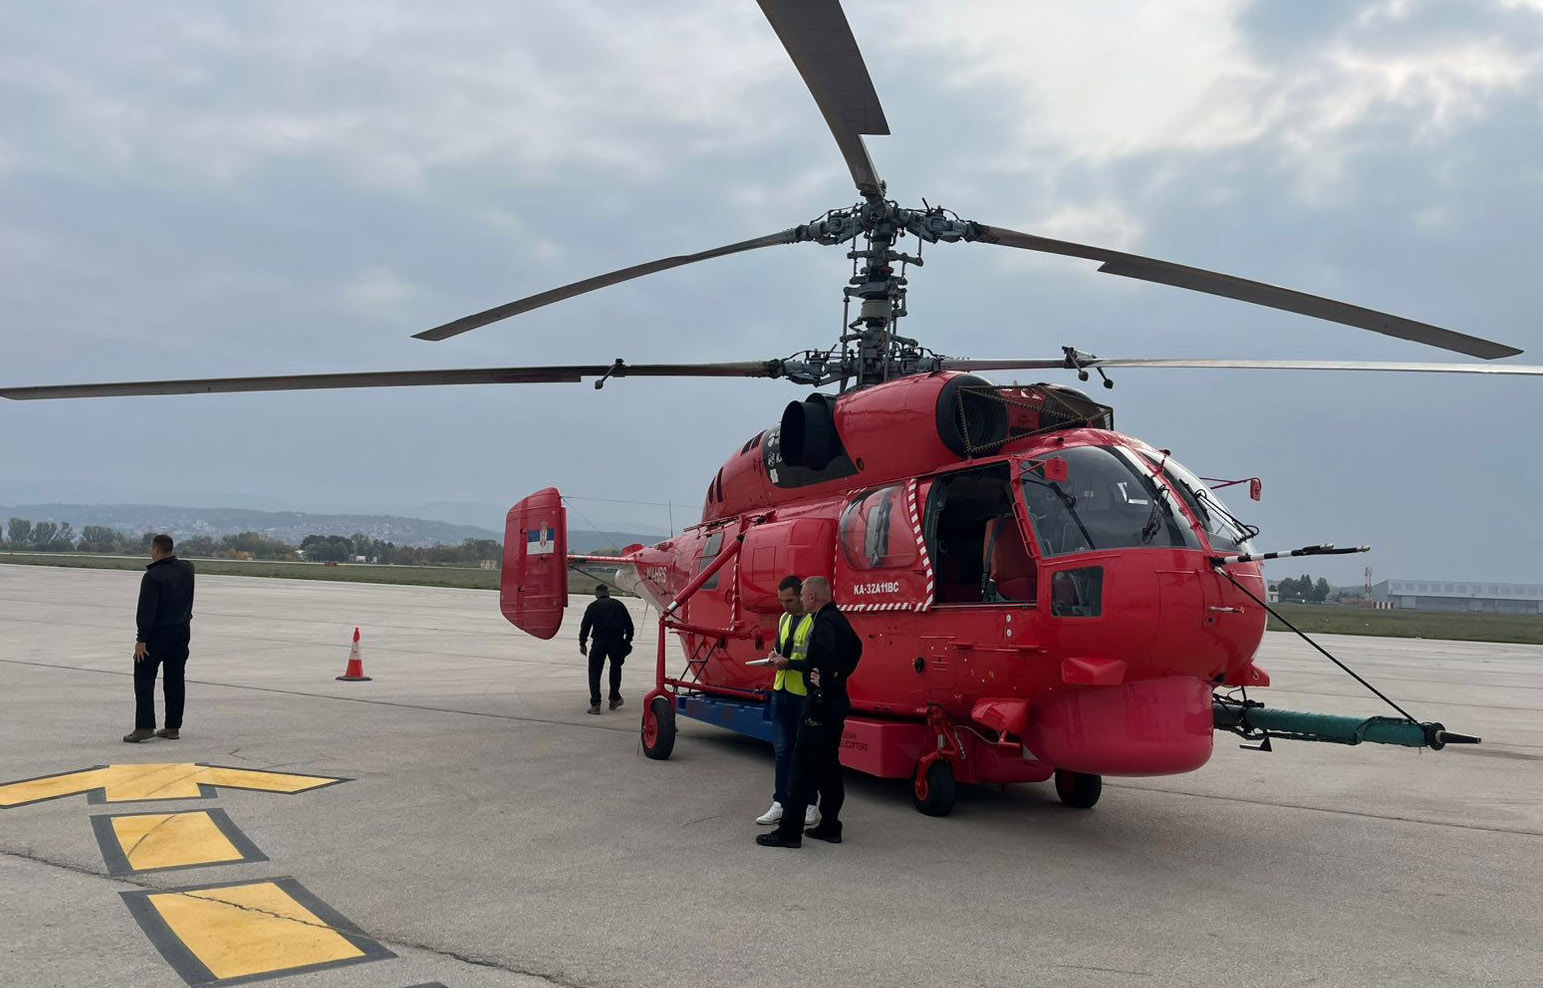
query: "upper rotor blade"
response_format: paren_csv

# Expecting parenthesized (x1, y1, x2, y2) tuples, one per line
(0, 361, 781, 401)
(941, 357, 1543, 376)
(966, 225, 1523, 360)
(756, 0, 889, 196)
(414, 228, 807, 341)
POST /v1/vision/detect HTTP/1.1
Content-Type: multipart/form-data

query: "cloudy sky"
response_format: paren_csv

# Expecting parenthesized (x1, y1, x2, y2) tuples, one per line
(2, 0, 1541, 583)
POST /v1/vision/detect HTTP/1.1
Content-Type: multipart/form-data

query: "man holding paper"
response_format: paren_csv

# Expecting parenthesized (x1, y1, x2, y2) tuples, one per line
(754, 575, 817, 828)
(758, 576, 862, 848)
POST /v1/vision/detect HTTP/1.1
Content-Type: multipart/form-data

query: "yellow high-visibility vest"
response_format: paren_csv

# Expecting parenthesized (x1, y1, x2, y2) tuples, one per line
(773, 612, 813, 696)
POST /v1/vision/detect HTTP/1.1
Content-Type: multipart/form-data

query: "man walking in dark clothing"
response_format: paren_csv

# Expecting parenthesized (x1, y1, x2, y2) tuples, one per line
(757, 575, 862, 848)
(125, 534, 195, 743)
(579, 584, 634, 715)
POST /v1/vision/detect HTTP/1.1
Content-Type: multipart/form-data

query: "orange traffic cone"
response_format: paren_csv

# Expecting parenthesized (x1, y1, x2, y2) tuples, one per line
(336, 627, 372, 681)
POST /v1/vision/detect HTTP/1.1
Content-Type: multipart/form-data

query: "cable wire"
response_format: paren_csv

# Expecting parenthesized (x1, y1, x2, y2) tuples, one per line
(1214, 566, 1418, 722)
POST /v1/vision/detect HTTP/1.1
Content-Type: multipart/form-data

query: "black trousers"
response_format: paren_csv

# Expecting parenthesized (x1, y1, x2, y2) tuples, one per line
(776, 707, 847, 838)
(587, 639, 627, 705)
(135, 625, 190, 730)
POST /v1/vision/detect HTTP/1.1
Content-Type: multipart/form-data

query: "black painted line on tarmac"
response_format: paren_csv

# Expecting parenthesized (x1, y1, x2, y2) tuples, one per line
(90, 807, 269, 875)
(119, 876, 396, 986)
(0, 657, 644, 735)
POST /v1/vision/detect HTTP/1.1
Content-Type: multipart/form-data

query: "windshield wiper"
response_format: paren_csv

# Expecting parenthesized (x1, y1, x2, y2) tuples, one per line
(1140, 484, 1177, 544)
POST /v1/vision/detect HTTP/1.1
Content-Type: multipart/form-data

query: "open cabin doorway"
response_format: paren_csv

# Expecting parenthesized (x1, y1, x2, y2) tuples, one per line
(923, 463, 1037, 606)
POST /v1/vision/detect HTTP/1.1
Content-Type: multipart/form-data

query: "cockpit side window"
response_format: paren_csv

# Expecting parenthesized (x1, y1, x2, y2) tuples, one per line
(1021, 446, 1200, 557)
(839, 485, 915, 570)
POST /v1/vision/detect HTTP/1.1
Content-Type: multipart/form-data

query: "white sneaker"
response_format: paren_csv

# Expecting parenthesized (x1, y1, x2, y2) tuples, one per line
(804, 804, 820, 828)
(755, 802, 784, 826)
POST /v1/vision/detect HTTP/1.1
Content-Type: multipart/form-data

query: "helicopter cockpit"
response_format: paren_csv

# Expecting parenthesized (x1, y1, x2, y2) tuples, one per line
(912, 446, 1258, 608)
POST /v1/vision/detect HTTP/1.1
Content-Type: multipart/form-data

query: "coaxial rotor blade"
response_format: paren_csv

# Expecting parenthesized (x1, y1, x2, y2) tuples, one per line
(941, 357, 1543, 376)
(965, 225, 1522, 359)
(414, 228, 808, 341)
(756, 0, 889, 196)
(0, 360, 782, 400)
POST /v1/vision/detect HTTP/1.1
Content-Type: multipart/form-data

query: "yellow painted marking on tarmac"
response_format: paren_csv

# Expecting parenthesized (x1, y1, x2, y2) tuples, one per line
(0, 763, 346, 807)
(111, 812, 244, 871)
(0, 766, 114, 806)
(148, 882, 365, 981)
(194, 766, 339, 795)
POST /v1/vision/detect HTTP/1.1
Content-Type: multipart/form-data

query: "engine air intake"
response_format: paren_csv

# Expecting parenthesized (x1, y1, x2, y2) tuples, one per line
(940, 381, 1114, 457)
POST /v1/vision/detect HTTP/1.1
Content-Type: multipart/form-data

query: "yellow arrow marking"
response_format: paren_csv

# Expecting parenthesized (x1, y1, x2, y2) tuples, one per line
(0, 764, 348, 808)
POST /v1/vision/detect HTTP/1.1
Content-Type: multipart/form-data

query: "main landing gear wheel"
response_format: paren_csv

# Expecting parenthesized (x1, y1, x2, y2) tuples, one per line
(1054, 769, 1102, 809)
(911, 758, 957, 817)
(642, 696, 676, 760)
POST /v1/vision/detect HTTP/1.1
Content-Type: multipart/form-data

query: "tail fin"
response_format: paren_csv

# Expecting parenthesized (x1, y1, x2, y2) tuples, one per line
(501, 487, 568, 639)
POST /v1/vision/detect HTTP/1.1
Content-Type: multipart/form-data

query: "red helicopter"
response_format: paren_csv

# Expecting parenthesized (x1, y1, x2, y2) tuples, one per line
(5, 0, 1529, 813)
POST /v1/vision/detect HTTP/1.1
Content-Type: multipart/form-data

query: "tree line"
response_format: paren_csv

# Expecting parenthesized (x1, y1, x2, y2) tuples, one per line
(2, 518, 502, 567)
(1275, 574, 1333, 603)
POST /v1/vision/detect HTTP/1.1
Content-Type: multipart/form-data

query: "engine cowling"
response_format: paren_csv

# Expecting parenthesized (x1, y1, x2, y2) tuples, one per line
(705, 372, 1111, 523)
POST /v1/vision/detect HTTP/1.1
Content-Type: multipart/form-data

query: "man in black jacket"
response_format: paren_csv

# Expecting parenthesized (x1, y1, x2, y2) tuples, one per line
(758, 575, 862, 848)
(124, 534, 195, 743)
(579, 584, 634, 715)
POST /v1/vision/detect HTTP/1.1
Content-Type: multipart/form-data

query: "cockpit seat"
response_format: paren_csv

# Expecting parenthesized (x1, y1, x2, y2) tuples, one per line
(985, 515, 1037, 603)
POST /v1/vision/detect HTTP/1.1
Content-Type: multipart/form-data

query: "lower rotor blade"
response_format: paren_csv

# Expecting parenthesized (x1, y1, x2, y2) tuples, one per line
(965, 225, 1523, 360)
(415, 228, 808, 341)
(941, 357, 1543, 376)
(1, 361, 781, 401)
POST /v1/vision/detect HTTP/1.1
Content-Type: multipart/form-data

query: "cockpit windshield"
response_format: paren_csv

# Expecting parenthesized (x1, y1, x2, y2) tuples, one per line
(1138, 452, 1257, 554)
(1020, 446, 1200, 557)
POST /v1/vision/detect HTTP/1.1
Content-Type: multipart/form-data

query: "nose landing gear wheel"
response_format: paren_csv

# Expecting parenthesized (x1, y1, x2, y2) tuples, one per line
(1054, 768, 1102, 808)
(642, 695, 676, 760)
(911, 758, 957, 817)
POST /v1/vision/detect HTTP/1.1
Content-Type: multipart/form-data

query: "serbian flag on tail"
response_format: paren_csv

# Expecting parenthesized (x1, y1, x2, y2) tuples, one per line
(527, 524, 557, 555)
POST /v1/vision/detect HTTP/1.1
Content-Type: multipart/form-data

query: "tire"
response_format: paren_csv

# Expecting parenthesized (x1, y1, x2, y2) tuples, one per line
(642, 695, 676, 761)
(1054, 769, 1101, 809)
(911, 758, 957, 817)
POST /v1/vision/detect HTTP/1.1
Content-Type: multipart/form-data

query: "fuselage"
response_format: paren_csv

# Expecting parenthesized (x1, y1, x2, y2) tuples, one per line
(614, 372, 1268, 776)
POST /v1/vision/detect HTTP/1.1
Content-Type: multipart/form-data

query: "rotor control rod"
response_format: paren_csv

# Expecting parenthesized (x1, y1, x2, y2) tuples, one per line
(1211, 544, 1370, 566)
(1213, 700, 1480, 750)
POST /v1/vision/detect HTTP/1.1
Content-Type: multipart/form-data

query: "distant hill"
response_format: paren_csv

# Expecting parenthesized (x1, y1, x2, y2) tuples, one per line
(1, 503, 663, 553)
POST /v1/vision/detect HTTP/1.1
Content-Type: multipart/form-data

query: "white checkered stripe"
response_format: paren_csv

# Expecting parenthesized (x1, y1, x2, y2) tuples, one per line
(907, 479, 935, 613)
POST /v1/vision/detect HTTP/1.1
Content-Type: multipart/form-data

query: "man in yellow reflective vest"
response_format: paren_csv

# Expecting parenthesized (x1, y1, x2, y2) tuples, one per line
(755, 575, 820, 829)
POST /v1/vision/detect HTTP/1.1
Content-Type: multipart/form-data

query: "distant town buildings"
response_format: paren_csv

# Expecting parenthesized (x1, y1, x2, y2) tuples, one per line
(1370, 579, 1543, 614)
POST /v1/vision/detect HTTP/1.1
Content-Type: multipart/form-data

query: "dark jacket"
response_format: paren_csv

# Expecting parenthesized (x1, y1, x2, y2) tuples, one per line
(136, 556, 196, 642)
(787, 601, 862, 718)
(580, 596, 634, 646)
